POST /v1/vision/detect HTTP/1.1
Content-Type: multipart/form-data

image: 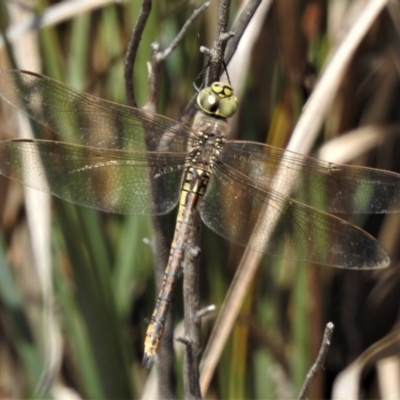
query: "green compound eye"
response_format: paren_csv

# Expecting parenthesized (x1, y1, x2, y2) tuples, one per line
(196, 82, 238, 118)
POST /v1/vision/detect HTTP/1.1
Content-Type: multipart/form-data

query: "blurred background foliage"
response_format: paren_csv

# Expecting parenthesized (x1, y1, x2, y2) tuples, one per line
(0, 0, 399, 399)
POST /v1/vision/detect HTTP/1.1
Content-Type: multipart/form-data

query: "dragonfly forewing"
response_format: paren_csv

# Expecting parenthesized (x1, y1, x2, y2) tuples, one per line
(0, 70, 197, 152)
(221, 141, 400, 214)
(201, 162, 390, 269)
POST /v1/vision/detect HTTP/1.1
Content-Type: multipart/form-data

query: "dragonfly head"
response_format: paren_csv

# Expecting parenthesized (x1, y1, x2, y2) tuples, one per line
(196, 82, 238, 118)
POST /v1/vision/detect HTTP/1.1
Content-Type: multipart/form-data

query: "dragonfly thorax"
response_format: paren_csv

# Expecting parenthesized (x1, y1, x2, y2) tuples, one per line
(190, 111, 230, 169)
(196, 82, 238, 118)
(190, 132, 224, 170)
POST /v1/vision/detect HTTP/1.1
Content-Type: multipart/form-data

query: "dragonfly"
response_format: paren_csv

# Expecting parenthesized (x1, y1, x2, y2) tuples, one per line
(0, 70, 400, 367)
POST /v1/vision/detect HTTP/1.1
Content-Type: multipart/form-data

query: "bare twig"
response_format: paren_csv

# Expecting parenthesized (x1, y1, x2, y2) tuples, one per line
(145, 6, 210, 396)
(124, 2, 212, 398)
(125, 0, 253, 396)
(196, 305, 216, 321)
(224, 0, 262, 65)
(147, 2, 209, 109)
(206, 0, 232, 84)
(179, 2, 246, 396)
(182, 223, 202, 400)
(298, 322, 335, 400)
(124, 1, 176, 398)
(124, 0, 152, 108)
(157, 3, 210, 62)
(180, 0, 262, 122)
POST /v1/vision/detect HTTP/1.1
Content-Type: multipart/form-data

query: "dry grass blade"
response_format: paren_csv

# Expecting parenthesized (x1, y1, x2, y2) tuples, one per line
(6, 3, 61, 396)
(0, 0, 128, 49)
(317, 123, 400, 164)
(289, 0, 389, 153)
(332, 325, 400, 399)
(200, 0, 391, 394)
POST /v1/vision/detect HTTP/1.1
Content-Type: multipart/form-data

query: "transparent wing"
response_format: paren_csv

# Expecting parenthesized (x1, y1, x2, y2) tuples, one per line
(0, 139, 187, 215)
(221, 141, 400, 214)
(0, 70, 197, 152)
(200, 162, 389, 269)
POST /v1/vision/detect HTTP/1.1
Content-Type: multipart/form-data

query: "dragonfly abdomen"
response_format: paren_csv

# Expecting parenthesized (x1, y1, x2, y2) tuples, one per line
(143, 166, 210, 367)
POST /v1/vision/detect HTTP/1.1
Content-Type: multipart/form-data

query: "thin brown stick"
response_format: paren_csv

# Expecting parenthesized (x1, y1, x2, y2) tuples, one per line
(124, 0, 151, 108)
(157, 2, 210, 62)
(224, 0, 262, 65)
(179, 0, 262, 123)
(205, 0, 232, 84)
(124, 2, 213, 397)
(145, 5, 210, 397)
(123, 1, 176, 398)
(178, 1, 234, 395)
(182, 223, 202, 400)
(147, 2, 209, 109)
(298, 322, 335, 400)
(196, 305, 216, 320)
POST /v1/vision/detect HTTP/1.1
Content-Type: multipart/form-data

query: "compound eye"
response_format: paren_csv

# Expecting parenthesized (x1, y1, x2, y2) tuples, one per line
(197, 88, 221, 114)
(196, 82, 239, 118)
(216, 93, 238, 118)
